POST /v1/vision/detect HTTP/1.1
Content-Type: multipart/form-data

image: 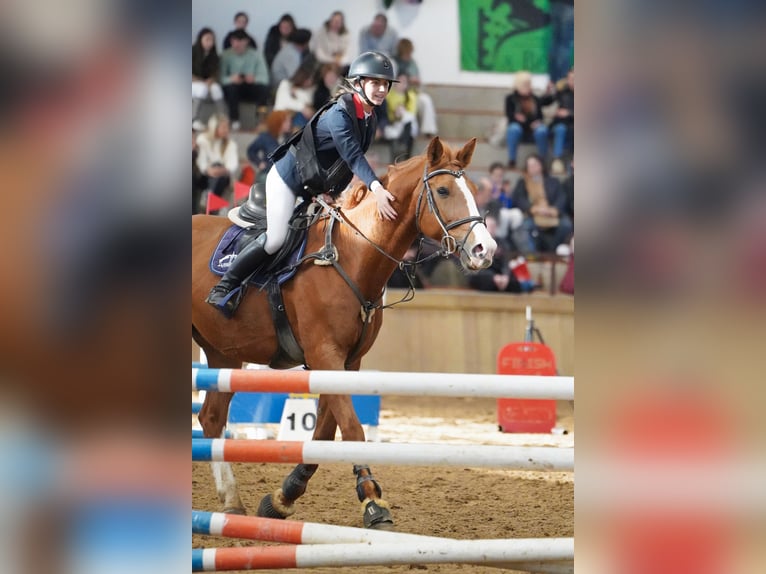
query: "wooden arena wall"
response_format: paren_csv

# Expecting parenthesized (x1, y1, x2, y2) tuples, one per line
(193, 291, 573, 376)
(362, 290, 574, 376)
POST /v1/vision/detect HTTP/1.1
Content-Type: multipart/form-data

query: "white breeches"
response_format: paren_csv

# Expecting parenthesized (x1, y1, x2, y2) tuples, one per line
(192, 81, 224, 101)
(416, 92, 438, 135)
(264, 168, 298, 254)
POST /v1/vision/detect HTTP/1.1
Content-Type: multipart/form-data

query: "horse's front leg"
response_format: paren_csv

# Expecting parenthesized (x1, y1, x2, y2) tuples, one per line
(198, 391, 246, 514)
(327, 394, 395, 530)
(257, 394, 338, 520)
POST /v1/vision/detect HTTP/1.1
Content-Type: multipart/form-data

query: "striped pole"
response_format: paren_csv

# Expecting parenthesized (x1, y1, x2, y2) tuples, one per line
(191, 439, 574, 471)
(192, 538, 574, 571)
(192, 510, 573, 573)
(192, 368, 574, 400)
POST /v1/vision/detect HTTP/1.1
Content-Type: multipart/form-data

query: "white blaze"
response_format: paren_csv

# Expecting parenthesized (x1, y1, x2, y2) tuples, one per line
(455, 176, 497, 258)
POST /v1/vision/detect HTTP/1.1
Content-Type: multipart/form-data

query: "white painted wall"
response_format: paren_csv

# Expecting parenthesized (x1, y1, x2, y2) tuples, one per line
(192, 0, 535, 89)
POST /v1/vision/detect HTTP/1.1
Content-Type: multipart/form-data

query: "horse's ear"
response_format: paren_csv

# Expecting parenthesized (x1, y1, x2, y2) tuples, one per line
(456, 138, 478, 168)
(426, 136, 444, 166)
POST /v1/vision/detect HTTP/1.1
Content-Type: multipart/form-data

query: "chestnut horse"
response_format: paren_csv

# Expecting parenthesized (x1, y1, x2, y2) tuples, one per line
(191, 137, 496, 529)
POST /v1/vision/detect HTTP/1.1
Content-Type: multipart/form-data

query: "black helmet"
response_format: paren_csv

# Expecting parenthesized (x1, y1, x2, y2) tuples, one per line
(348, 51, 399, 82)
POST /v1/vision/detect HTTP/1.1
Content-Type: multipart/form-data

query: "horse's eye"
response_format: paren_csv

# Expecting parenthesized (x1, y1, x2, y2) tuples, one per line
(437, 186, 449, 197)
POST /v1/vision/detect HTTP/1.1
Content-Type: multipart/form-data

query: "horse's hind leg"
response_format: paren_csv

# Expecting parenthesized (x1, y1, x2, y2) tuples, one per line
(257, 394, 338, 519)
(198, 390, 246, 514)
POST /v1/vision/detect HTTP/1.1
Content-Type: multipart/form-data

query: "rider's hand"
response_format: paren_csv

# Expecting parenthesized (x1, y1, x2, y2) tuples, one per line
(370, 181, 397, 220)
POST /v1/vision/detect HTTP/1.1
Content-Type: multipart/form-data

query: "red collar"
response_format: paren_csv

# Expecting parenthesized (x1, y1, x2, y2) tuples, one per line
(352, 93, 366, 119)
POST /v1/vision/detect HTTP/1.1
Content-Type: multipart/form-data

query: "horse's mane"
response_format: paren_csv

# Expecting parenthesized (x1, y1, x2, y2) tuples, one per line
(340, 154, 425, 210)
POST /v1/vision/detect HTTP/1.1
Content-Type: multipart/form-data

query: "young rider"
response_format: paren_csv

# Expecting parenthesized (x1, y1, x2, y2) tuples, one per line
(206, 51, 399, 316)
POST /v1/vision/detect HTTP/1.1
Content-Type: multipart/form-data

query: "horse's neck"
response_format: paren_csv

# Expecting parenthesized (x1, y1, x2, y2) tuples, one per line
(337, 193, 419, 296)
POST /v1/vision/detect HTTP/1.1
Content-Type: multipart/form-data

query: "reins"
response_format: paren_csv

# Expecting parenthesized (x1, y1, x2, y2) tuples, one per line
(270, 162, 484, 367)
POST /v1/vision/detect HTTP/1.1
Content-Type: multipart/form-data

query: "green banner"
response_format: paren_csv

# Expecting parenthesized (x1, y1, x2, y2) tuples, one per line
(460, 0, 551, 73)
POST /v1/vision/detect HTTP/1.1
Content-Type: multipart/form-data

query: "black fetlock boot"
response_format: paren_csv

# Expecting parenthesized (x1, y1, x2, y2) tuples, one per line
(206, 234, 268, 317)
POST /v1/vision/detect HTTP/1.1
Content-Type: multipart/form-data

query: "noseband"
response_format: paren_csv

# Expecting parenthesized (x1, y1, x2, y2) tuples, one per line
(416, 165, 486, 256)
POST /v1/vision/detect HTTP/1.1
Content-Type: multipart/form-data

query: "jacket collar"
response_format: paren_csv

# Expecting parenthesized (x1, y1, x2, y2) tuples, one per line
(352, 93, 366, 119)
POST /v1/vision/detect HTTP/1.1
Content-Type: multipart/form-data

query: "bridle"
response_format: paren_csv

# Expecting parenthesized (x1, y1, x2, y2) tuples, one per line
(281, 163, 488, 367)
(415, 164, 486, 258)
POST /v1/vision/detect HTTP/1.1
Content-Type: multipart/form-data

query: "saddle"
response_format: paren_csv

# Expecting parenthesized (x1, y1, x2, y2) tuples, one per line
(209, 191, 327, 369)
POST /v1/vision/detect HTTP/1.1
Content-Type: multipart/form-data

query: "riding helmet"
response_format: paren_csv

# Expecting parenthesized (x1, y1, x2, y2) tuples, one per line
(348, 51, 399, 83)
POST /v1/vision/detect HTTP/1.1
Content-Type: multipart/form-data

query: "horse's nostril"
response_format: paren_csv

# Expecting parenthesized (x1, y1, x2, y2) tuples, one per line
(472, 244, 485, 258)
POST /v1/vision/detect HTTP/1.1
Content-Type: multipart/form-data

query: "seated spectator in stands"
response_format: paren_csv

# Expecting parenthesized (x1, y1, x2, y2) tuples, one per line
(488, 161, 513, 208)
(393, 38, 438, 137)
(246, 110, 292, 182)
(264, 14, 296, 71)
(475, 177, 501, 222)
(192, 127, 208, 214)
(192, 27, 225, 130)
(562, 159, 573, 221)
(510, 154, 573, 254)
(379, 73, 418, 161)
(311, 11, 351, 72)
(467, 215, 523, 293)
(359, 13, 398, 57)
(220, 30, 270, 130)
(273, 62, 317, 128)
(486, 162, 527, 248)
(312, 63, 341, 110)
(270, 28, 313, 91)
(222, 12, 257, 50)
(505, 71, 555, 168)
(195, 114, 240, 203)
(550, 67, 574, 175)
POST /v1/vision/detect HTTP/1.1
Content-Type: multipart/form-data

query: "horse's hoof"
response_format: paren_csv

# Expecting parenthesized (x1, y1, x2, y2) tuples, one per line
(257, 490, 295, 519)
(223, 506, 247, 516)
(362, 498, 395, 530)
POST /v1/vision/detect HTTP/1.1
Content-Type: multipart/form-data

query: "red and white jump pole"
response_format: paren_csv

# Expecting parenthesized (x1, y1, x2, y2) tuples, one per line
(192, 510, 573, 573)
(192, 438, 574, 471)
(192, 368, 574, 400)
(192, 538, 574, 571)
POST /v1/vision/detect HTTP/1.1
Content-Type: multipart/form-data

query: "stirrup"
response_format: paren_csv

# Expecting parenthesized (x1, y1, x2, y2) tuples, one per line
(205, 285, 240, 318)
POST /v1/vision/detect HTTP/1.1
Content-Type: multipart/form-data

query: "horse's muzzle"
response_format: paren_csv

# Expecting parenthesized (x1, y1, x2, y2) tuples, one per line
(461, 235, 497, 271)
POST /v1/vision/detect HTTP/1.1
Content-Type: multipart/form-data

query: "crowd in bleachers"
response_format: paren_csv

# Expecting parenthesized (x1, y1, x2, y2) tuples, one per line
(192, 9, 573, 296)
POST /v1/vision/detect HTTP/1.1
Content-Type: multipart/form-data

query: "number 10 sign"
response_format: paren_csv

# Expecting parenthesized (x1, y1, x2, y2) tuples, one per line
(277, 397, 318, 441)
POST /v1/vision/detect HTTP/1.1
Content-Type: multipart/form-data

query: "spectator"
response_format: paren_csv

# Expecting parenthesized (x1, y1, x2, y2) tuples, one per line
(220, 29, 270, 130)
(379, 72, 418, 161)
(195, 113, 240, 204)
(311, 11, 351, 72)
(312, 63, 341, 110)
(393, 38, 438, 137)
(485, 164, 527, 250)
(550, 68, 574, 175)
(192, 27, 225, 130)
(192, 128, 208, 214)
(270, 28, 313, 90)
(562, 159, 574, 220)
(264, 13, 296, 71)
(359, 13, 398, 57)
(488, 161, 513, 209)
(510, 154, 573, 254)
(475, 176, 502, 222)
(504, 71, 555, 168)
(246, 110, 292, 181)
(273, 62, 316, 129)
(467, 215, 523, 293)
(222, 11, 257, 51)
(548, 0, 574, 84)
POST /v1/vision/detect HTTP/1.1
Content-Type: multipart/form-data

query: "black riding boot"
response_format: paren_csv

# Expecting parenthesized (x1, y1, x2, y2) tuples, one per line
(206, 234, 268, 317)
